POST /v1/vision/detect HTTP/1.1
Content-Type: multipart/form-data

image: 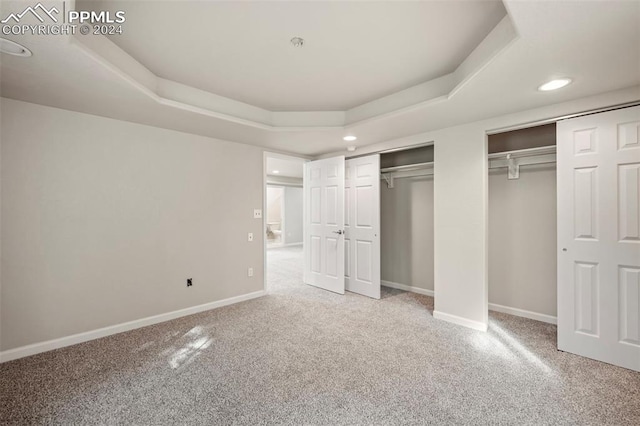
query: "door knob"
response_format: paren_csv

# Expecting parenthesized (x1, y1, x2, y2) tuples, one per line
(562, 248, 567, 252)
(333, 230, 344, 235)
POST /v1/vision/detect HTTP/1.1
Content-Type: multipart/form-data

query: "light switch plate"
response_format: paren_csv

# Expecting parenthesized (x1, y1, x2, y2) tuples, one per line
(248, 267, 254, 277)
(253, 209, 262, 219)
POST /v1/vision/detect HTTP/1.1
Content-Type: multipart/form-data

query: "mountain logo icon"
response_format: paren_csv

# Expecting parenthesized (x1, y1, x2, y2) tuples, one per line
(1, 2, 60, 24)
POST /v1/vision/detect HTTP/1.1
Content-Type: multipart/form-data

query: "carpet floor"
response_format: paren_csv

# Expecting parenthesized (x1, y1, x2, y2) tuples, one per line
(1, 245, 639, 425)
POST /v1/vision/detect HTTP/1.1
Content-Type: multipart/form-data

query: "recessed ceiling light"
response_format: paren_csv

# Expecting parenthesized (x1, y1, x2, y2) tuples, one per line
(343, 136, 357, 142)
(538, 78, 572, 92)
(290, 37, 304, 48)
(0, 37, 32, 57)
(272, 170, 280, 174)
(347, 146, 357, 152)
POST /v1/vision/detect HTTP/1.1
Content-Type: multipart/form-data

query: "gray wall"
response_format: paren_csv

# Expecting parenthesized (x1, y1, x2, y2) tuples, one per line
(381, 177, 434, 290)
(283, 186, 303, 245)
(488, 164, 557, 316)
(381, 164, 557, 317)
(1, 98, 265, 351)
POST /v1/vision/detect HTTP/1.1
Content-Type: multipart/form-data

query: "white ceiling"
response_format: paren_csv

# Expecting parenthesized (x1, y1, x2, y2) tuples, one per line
(95, 0, 506, 111)
(0, 0, 639, 156)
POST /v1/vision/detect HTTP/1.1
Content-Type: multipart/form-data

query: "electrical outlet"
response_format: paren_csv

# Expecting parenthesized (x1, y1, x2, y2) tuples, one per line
(247, 267, 253, 277)
(253, 209, 262, 219)
(248, 232, 253, 242)
(187, 278, 193, 287)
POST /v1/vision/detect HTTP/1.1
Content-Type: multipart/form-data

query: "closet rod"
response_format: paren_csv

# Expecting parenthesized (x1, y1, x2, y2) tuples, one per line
(487, 145, 556, 160)
(380, 170, 433, 179)
(380, 161, 433, 174)
(489, 155, 556, 170)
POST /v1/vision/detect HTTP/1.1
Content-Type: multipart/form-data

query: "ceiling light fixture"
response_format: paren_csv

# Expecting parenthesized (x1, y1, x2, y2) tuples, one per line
(0, 37, 32, 57)
(343, 135, 357, 142)
(347, 146, 357, 152)
(272, 170, 280, 174)
(290, 37, 304, 48)
(538, 78, 572, 92)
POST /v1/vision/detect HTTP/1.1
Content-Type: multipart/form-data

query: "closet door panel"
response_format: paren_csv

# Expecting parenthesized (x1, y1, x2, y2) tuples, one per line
(557, 105, 640, 372)
(303, 156, 345, 294)
(345, 154, 380, 299)
(618, 163, 640, 242)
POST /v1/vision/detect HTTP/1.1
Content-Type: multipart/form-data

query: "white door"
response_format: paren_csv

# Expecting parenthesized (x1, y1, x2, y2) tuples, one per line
(557, 105, 640, 371)
(303, 156, 345, 294)
(345, 155, 381, 299)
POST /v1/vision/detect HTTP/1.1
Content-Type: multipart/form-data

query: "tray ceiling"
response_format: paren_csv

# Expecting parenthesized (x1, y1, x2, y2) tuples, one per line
(92, 0, 506, 111)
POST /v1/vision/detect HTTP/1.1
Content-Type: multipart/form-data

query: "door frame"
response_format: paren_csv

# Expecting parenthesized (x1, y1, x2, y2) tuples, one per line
(263, 152, 309, 292)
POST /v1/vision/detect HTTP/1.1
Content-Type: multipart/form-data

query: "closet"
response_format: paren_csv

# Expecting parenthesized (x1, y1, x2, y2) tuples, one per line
(376, 128, 559, 321)
(487, 123, 557, 322)
(379, 145, 435, 296)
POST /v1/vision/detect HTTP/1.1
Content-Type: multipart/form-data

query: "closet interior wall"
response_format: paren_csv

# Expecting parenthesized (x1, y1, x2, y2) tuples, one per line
(488, 124, 557, 319)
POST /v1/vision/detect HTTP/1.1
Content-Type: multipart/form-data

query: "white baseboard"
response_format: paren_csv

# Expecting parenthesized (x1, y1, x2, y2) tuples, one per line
(383, 280, 487, 332)
(383, 280, 556, 326)
(381, 280, 434, 297)
(488, 303, 557, 325)
(433, 310, 489, 332)
(0, 290, 266, 363)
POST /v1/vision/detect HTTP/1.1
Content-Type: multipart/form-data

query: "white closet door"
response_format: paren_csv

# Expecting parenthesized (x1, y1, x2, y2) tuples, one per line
(557, 105, 640, 371)
(345, 154, 381, 299)
(303, 156, 345, 294)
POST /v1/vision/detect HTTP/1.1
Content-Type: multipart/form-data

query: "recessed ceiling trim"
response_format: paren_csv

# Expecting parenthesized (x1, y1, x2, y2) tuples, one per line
(448, 16, 520, 99)
(69, 13, 517, 131)
(71, 35, 340, 132)
(345, 16, 519, 126)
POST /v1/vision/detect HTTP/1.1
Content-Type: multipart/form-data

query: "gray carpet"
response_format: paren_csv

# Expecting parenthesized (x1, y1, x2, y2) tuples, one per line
(1, 245, 639, 425)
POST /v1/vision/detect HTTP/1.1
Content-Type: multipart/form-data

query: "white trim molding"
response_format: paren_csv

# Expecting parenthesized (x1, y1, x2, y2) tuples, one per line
(0, 290, 266, 363)
(488, 303, 557, 325)
(70, 15, 516, 130)
(382, 280, 434, 297)
(433, 310, 489, 332)
(383, 279, 488, 332)
(382, 279, 557, 327)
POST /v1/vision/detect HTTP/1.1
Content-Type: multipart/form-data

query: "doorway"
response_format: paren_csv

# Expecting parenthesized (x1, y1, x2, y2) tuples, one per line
(264, 153, 306, 292)
(379, 145, 435, 298)
(487, 124, 558, 324)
